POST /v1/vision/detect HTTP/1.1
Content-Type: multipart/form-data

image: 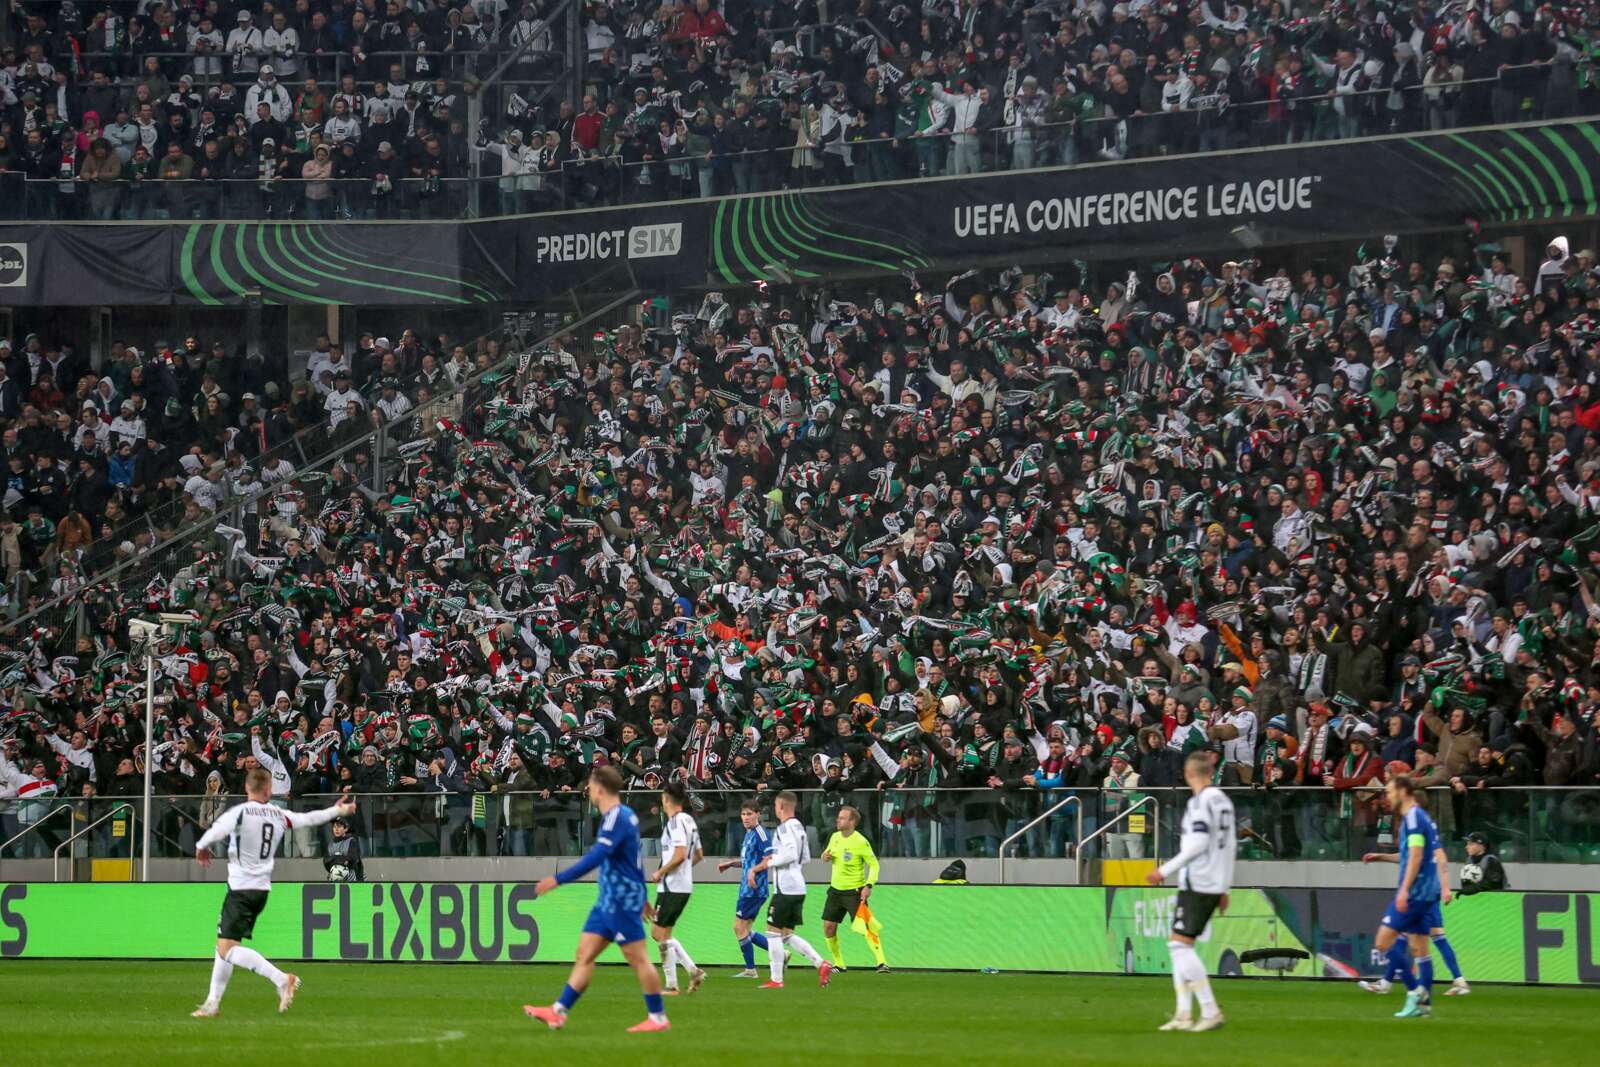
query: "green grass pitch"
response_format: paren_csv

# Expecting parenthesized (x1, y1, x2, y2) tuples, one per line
(10, 960, 1594, 1066)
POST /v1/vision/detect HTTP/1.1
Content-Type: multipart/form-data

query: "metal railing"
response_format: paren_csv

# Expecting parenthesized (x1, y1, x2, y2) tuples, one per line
(999, 793, 1081, 885)
(34, 785, 1581, 868)
(0, 804, 74, 860)
(4, 784, 1598, 869)
(65, 787, 1073, 862)
(52, 802, 136, 882)
(1075, 794, 1159, 884)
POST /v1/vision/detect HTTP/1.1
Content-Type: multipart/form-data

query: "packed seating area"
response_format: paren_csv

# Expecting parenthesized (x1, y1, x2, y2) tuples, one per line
(539, 0, 1600, 207)
(3, 223, 1599, 864)
(0, 0, 566, 219)
(0, 324, 499, 612)
(3, 1, 1598, 218)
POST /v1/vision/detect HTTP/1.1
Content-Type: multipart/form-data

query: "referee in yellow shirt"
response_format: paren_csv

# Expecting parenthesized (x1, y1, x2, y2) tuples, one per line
(820, 805, 889, 972)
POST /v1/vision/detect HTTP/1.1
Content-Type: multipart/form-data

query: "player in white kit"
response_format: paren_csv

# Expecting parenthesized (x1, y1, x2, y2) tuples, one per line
(748, 790, 833, 989)
(646, 781, 707, 994)
(190, 767, 355, 1017)
(1146, 752, 1237, 1033)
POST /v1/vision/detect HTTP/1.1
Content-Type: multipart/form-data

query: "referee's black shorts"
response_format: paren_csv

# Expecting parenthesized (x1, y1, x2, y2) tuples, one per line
(767, 892, 806, 930)
(1172, 889, 1222, 940)
(218, 889, 270, 941)
(821, 886, 864, 924)
(653, 890, 691, 929)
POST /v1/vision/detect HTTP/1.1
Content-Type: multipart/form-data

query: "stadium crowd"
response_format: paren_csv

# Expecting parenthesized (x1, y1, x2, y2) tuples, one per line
(542, 0, 1600, 206)
(5, 224, 1600, 863)
(0, 325, 486, 607)
(0, 0, 560, 219)
(5, 1, 1600, 217)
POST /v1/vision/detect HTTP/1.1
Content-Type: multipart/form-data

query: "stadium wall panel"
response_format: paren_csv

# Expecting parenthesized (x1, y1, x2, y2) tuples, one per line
(1, 883, 1593, 984)
(4, 856, 1590, 891)
(4, 118, 1598, 307)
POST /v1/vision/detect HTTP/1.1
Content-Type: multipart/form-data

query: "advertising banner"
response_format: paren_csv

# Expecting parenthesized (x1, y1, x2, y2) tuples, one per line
(0, 225, 176, 305)
(0, 882, 1101, 969)
(698, 120, 1600, 284)
(4, 119, 1599, 307)
(1442, 891, 1600, 985)
(509, 200, 709, 296)
(1, 882, 1594, 984)
(171, 222, 508, 308)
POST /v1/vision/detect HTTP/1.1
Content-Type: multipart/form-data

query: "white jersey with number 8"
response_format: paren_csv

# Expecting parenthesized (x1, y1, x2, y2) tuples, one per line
(196, 800, 344, 891)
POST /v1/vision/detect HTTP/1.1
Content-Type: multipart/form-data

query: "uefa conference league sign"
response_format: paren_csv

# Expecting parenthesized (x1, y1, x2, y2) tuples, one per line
(952, 176, 1318, 238)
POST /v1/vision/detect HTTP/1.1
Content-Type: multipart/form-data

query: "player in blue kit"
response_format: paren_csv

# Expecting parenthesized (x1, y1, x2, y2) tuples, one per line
(1370, 775, 1444, 1019)
(524, 766, 669, 1033)
(716, 798, 773, 977)
(1360, 809, 1469, 997)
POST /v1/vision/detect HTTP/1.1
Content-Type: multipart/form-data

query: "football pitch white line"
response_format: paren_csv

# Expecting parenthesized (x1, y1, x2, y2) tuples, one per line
(284, 1029, 466, 1049)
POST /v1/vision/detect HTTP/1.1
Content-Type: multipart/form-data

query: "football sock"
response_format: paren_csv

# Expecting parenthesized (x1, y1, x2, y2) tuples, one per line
(768, 935, 786, 983)
(750, 932, 768, 950)
(1416, 956, 1434, 997)
(739, 935, 756, 968)
(1173, 943, 1218, 1018)
(660, 941, 678, 989)
(1167, 941, 1193, 1018)
(1431, 934, 1462, 980)
(667, 938, 697, 975)
(644, 992, 665, 1023)
(225, 945, 286, 988)
(1387, 943, 1417, 991)
(1188, 962, 1219, 1018)
(556, 983, 581, 1013)
(826, 935, 845, 967)
(786, 934, 823, 967)
(866, 936, 887, 967)
(207, 952, 234, 1005)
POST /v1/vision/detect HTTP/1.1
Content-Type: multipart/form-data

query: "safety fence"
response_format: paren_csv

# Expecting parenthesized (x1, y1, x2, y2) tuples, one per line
(7, 786, 1596, 865)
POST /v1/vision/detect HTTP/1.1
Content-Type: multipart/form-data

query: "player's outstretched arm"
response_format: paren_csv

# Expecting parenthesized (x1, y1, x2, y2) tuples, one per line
(1362, 851, 1399, 863)
(290, 795, 358, 829)
(544, 830, 618, 893)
